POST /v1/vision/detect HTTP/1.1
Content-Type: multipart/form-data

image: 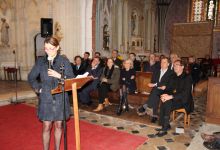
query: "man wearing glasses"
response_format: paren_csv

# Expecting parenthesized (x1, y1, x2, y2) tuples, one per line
(155, 59, 194, 137)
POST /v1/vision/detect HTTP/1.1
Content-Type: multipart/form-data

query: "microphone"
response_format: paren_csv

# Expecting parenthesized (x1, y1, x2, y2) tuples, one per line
(47, 56, 53, 69)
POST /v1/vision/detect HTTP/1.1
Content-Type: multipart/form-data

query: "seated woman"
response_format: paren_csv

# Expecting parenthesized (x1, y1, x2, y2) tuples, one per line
(93, 58, 120, 112)
(116, 59, 136, 116)
(71, 55, 86, 76)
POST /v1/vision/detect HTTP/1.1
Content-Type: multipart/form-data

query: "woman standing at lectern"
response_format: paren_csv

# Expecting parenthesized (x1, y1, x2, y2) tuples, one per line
(28, 37, 74, 150)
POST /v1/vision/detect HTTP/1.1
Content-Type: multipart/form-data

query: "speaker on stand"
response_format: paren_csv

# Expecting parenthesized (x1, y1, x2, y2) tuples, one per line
(34, 18, 53, 61)
(41, 18, 53, 38)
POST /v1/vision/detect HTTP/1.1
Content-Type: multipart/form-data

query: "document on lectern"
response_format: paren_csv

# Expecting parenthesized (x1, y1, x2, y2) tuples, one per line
(76, 72, 89, 78)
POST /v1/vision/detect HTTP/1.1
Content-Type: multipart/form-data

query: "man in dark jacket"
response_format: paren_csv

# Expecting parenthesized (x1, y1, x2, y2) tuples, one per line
(78, 57, 103, 105)
(129, 52, 141, 71)
(71, 55, 86, 76)
(156, 59, 193, 137)
(188, 56, 201, 86)
(137, 57, 173, 123)
(143, 53, 160, 72)
(112, 49, 122, 68)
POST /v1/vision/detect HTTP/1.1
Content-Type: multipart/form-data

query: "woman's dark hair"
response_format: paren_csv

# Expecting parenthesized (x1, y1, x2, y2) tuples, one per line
(44, 36, 59, 47)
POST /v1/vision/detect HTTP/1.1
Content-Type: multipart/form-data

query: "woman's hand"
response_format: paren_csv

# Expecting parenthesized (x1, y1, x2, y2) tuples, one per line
(48, 69, 61, 79)
(130, 75, 135, 79)
(102, 78, 108, 83)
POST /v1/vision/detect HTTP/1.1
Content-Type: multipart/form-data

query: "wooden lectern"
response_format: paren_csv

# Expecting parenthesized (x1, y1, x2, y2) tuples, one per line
(51, 76, 93, 150)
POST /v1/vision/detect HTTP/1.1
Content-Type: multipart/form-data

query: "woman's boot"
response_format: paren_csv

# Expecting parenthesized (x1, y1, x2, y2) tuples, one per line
(123, 92, 129, 112)
(116, 95, 124, 116)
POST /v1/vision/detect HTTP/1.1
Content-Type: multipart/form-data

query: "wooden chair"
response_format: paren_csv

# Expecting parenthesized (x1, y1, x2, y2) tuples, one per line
(4, 67, 21, 80)
(172, 108, 190, 127)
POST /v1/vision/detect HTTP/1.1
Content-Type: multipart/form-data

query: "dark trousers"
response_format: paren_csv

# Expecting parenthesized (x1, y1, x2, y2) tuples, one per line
(145, 88, 164, 117)
(98, 83, 110, 104)
(79, 83, 97, 103)
(159, 100, 184, 130)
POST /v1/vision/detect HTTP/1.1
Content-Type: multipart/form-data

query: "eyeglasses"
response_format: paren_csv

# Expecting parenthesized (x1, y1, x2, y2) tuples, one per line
(45, 47, 56, 51)
(174, 63, 183, 67)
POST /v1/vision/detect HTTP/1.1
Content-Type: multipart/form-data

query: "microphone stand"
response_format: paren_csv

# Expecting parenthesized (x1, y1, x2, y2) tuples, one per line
(60, 64, 67, 150)
(12, 50, 18, 104)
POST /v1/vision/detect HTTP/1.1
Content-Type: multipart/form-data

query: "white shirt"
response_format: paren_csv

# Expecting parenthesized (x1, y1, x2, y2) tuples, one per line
(159, 68, 168, 82)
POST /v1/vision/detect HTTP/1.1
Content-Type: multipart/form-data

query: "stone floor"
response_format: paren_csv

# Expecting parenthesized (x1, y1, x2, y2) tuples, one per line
(0, 80, 211, 150)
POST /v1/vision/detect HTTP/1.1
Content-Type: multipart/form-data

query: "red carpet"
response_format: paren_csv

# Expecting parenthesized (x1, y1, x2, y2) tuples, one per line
(0, 104, 147, 150)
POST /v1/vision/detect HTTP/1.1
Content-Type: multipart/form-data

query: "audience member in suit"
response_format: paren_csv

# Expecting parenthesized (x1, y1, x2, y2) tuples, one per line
(143, 53, 160, 72)
(78, 57, 103, 106)
(188, 56, 201, 86)
(169, 53, 179, 71)
(137, 57, 173, 123)
(71, 55, 86, 76)
(201, 54, 212, 79)
(112, 49, 122, 68)
(155, 55, 160, 63)
(129, 52, 141, 71)
(155, 60, 193, 137)
(82, 51, 91, 69)
(94, 51, 105, 68)
(117, 59, 137, 115)
(94, 58, 120, 112)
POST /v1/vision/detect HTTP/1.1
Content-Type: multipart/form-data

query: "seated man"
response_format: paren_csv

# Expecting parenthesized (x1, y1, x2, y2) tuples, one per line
(156, 59, 194, 137)
(111, 49, 122, 68)
(143, 53, 160, 72)
(137, 57, 173, 123)
(71, 55, 86, 76)
(78, 57, 103, 105)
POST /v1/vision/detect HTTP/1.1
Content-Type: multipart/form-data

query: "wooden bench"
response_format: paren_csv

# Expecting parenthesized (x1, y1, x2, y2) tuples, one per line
(90, 72, 152, 106)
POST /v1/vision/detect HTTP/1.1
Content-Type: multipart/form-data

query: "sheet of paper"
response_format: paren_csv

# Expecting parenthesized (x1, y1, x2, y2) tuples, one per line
(75, 72, 89, 78)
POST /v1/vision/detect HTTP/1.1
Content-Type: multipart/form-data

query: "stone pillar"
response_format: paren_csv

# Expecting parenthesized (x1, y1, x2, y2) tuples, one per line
(123, 0, 128, 53)
(118, 0, 123, 53)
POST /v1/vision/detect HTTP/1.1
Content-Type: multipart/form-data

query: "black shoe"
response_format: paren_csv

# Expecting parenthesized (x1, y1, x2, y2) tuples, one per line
(155, 130, 167, 137)
(137, 106, 147, 116)
(116, 107, 122, 116)
(151, 117, 158, 123)
(155, 125, 171, 131)
(203, 140, 220, 150)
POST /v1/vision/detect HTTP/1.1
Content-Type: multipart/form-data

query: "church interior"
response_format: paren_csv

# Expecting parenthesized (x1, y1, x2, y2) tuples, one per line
(0, 0, 220, 150)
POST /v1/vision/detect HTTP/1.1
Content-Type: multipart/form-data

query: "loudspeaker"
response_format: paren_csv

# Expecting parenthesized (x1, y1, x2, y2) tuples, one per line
(41, 18, 53, 37)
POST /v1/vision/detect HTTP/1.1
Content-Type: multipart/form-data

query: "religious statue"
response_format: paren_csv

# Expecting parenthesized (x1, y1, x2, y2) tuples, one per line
(131, 11, 137, 36)
(54, 22, 63, 42)
(103, 24, 109, 50)
(0, 18, 9, 47)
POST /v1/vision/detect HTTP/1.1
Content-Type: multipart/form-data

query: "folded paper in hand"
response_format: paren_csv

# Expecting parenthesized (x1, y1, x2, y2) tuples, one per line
(76, 72, 89, 78)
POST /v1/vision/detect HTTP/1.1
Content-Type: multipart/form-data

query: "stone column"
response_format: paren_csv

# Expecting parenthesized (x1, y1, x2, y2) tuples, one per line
(123, 0, 128, 53)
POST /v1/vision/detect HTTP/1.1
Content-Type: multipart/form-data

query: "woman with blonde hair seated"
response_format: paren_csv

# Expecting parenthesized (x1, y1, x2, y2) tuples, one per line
(93, 58, 120, 112)
(116, 59, 136, 115)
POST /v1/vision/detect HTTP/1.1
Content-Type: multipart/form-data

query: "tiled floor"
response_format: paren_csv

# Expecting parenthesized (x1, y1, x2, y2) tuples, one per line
(0, 81, 208, 150)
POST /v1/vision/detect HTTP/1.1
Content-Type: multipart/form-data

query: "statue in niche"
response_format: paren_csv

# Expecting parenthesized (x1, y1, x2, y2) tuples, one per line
(0, 18, 9, 47)
(54, 22, 63, 42)
(103, 24, 109, 50)
(131, 11, 137, 36)
(0, 0, 13, 15)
